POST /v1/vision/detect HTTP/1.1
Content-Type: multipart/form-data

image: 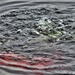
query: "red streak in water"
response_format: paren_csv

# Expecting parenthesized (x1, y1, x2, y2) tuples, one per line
(0, 53, 54, 70)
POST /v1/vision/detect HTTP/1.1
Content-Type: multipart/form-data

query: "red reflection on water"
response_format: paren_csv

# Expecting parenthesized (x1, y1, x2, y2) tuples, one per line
(0, 53, 55, 74)
(0, 52, 65, 75)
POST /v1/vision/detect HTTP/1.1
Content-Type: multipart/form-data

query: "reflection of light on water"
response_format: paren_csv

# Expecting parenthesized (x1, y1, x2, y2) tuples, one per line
(0, 52, 74, 75)
(0, 53, 54, 69)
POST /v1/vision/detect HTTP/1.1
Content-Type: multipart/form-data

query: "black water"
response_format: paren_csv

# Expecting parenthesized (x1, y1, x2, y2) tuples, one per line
(0, 0, 75, 75)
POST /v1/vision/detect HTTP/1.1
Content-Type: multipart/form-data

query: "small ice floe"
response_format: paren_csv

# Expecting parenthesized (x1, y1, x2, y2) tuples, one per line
(59, 19, 63, 23)
(37, 17, 52, 25)
(67, 19, 75, 22)
(17, 29, 22, 33)
(29, 29, 40, 35)
(0, 42, 2, 45)
(58, 19, 64, 25)
(62, 31, 67, 35)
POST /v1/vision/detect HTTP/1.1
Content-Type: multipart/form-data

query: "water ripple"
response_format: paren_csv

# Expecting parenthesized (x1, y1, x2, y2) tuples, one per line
(0, 1, 75, 75)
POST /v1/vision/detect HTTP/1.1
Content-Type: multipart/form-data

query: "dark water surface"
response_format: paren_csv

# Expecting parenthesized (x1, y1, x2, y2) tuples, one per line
(0, 0, 75, 75)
